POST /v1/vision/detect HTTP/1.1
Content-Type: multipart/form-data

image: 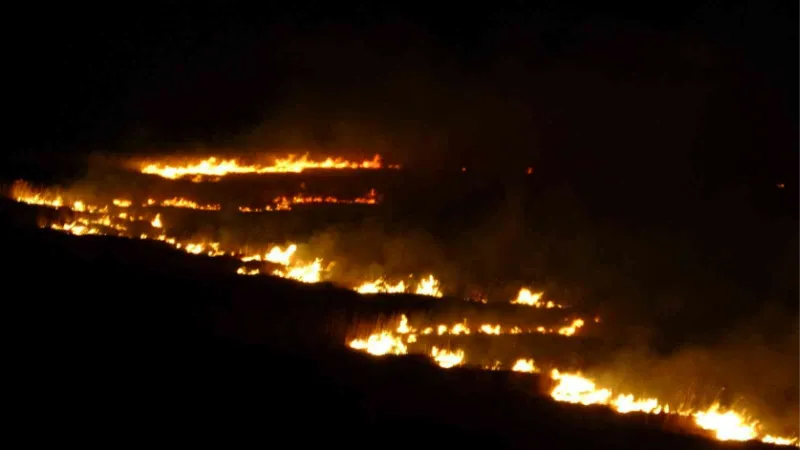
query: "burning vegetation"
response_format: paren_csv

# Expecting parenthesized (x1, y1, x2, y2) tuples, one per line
(139, 153, 400, 180)
(3, 153, 798, 447)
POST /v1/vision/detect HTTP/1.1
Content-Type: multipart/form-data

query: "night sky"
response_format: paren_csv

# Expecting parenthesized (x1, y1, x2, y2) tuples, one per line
(5, 2, 797, 191)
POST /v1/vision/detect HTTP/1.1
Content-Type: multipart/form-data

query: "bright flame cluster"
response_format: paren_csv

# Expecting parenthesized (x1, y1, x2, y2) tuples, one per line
(511, 288, 564, 308)
(346, 315, 798, 446)
(239, 189, 378, 213)
(355, 274, 443, 297)
(7, 178, 798, 447)
(140, 154, 399, 179)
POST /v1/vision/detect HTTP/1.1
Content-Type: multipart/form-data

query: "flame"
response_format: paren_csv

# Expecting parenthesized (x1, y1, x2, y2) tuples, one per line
(550, 369, 613, 405)
(430, 346, 465, 368)
(236, 267, 260, 276)
(346, 317, 798, 445)
(408, 317, 585, 338)
(265, 244, 298, 265)
(348, 331, 408, 356)
(511, 359, 538, 373)
(239, 189, 380, 213)
(557, 319, 585, 336)
(150, 213, 163, 228)
(10, 180, 64, 208)
(415, 275, 443, 297)
(140, 154, 398, 179)
(273, 258, 323, 283)
(693, 405, 758, 441)
(547, 369, 797, 444)
(355, 278, 407, 294)
(354, 274, 443, 298)
(239, 243, 325, 283)
(8, 180, 798, 446)
(511, 288, 564, 308)
(763, 436, 799, 446)
(159, 197, 221, 211)
(612, 394, 663, 414)
(511, 288, 543, 306)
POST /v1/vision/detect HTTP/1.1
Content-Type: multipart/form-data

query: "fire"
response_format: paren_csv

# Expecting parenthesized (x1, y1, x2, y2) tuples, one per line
(150, 213, 163, 228)
(239, 189, 379, 213)
(430, 346, 465, 368)
(511, 359, 538, 373)
(10, 180, 377, 219)
(346, 318, 798, 445)
(236, 267, 260, 276)
(557, 319, 585, 336)
(264, 244, 298, 265)
(348, 331, 408, 356)
(7, 180, 799, 446)
(238, 243, 326, 283)
(273, 258, 323, 283)
(355, 278, 407, 294)
(140, 154, 399, 179)
(547, 369, 796, 444)
(612, 394, 663, 414)
(550, 369, 613, 405)
(353, 274, 443, 298)
(511, 288, 564, 308)
(764, 436, 799, 446)
(411, 317, 586, 338)
(479, 324, 502, 335)
(10, 180, 64, 208)
(415, 275, 443, 297)
(693, 405, 758, 441)
(159, 197, 221, 211)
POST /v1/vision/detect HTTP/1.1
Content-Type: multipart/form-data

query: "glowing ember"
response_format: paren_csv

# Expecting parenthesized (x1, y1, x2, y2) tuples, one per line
(140, 154, 399, 179)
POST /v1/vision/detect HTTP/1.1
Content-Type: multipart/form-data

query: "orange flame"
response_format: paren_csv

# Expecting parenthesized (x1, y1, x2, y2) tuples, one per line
(140, 154, 399, 179)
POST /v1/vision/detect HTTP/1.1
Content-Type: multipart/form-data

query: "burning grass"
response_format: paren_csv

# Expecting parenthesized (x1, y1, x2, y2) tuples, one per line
(3, 165, 798, 446)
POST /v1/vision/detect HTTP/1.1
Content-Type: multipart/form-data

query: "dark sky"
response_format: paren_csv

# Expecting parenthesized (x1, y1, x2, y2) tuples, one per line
(5, 1, 797, 187)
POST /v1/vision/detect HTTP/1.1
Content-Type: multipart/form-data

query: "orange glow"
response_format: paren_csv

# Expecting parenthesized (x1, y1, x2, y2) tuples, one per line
(140, 154, 399, 179)
(511, 288, 564, 308)
(240, 189, 379, 213)
(8, 179, 799, 446)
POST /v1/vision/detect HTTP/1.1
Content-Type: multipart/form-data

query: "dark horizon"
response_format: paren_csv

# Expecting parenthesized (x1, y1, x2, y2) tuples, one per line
(6, 2, 797, 189)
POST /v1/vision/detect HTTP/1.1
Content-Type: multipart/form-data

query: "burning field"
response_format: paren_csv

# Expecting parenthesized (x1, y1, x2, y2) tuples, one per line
(3, 152, 798, 447)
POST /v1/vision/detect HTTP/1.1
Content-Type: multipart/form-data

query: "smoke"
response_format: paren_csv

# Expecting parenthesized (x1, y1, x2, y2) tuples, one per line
(590, 306, 799, 436)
